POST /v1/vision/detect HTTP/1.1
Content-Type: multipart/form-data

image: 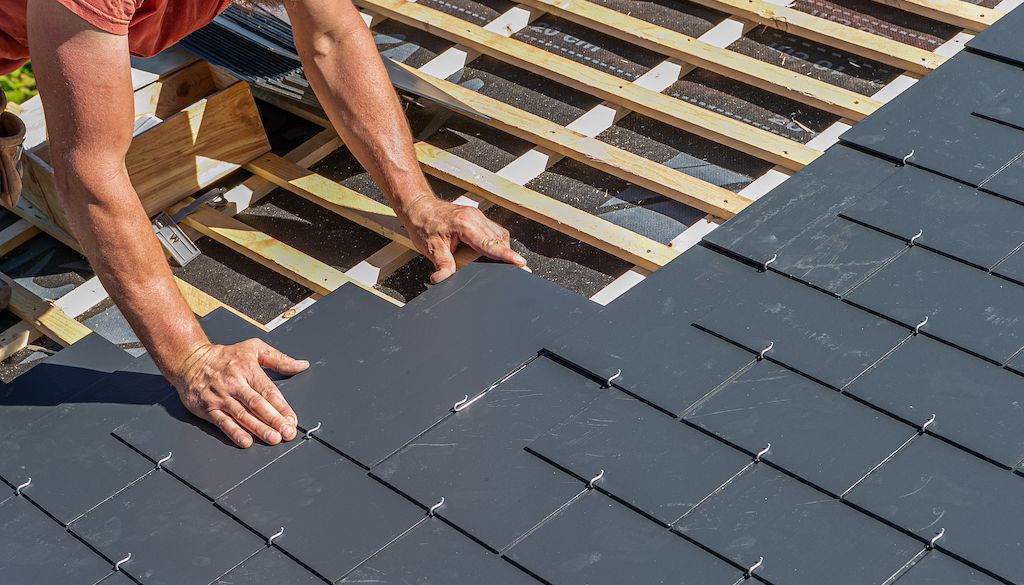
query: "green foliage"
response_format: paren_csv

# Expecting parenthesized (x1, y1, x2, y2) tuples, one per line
(0, 63, 37, 104)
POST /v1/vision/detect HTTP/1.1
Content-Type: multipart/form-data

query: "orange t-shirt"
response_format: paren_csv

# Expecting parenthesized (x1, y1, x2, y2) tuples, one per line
(0, 0, 234, 75)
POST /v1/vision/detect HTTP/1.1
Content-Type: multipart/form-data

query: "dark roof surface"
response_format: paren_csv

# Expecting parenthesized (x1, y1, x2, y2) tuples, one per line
(5, 9, 1024, 585)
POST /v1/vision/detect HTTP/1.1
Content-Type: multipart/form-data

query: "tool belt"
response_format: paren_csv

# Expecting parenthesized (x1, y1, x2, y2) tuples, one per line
(0, 91, 27, 209)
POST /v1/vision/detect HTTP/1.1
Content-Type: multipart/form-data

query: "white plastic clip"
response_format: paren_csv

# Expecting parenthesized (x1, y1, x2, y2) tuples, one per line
(755, 444, 771, 463)
(746, 556, 764, 577)
(14, 477, 30, 496)
(156, 452, 172, 469)
(605, 369, 622, 388)
(921, 414, 936, 433)
(763, 253, 778, 271)
(902, 149, 915, 165)
(587, 469, 605, 489)
(304, 422, 322, 440)
(453, 393, 486, 412)
(914, 316, 928, 334)
(429, 497, 445, 517)
(928, 527, 945, 549)
(114, 553, 131, 571)
(268, 527, 285, 546)
(909, 229, 923, 246)
(758, 342, 774, 360)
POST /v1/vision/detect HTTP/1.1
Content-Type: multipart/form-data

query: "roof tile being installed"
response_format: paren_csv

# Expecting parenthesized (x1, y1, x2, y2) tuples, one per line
(5, 7, 1024, 585)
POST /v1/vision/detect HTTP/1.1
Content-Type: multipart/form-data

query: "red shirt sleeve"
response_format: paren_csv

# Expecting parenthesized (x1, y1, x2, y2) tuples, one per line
(55, 0, 138, 35)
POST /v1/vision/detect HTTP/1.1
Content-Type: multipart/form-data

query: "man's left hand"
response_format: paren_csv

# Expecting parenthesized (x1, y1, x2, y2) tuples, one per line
(401, 195, 528, 284)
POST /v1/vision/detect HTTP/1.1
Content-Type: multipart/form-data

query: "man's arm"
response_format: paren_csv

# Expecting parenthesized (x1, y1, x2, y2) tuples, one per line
(287, 0, 527, 283)
(26, 1, 304, 448)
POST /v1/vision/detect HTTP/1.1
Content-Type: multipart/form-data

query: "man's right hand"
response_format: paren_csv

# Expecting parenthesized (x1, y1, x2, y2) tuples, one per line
(172, 340, 310, 449)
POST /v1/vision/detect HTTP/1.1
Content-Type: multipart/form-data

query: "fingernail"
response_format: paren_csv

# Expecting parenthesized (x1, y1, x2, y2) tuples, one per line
(283, 425, 296, 440)
(241, 436, 253, 448)
(265, 430, 281, 444)
(514, 254, 527, 265)
(297, 360, 310, 369)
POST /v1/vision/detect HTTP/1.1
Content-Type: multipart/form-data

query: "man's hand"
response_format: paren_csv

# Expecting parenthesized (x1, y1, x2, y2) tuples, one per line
(402, 195, 528, 284)
(173, 340, 309, 449)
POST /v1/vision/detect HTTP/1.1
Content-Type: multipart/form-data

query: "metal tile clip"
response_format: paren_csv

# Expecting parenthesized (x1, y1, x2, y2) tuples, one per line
(746, 556, 764, 577)
(304, 422, 322, 440)
(914, 316, 928, 334)
(758, 342, 774, 360)
(156, 452, 172, 469)
(902, 149, 915, 165)
(928, 527, 945, 549)
(453, 393, 485, 412)
(14, 477, 30, 495)
(920, 414, 936, 433)
(763, 253, 778, 271)
(755, 443, 771, 463)
(909, 229, 923, 246)
(605, 369, 621, 388)
(114, 553, 131, 571)
(587, 469, 605, 489)
(429, 497, 445, 517)
(268, 527, 285, 546)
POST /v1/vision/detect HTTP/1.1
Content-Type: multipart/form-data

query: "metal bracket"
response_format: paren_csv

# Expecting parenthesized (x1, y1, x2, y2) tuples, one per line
(152, 188, 226, 267)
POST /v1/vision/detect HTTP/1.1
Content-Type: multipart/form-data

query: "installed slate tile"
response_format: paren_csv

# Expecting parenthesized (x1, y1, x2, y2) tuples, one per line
(846, 247, 1024, 363)
(0, 366, 172, 525)
(674, 465, 920, 585)
(846, 436, 1024, 582)
(71, 471, 264, 585)
(371, 356, 600, 552)
(527, 391, 751, 524)
(979, 153, 1024, 205)
(848, 335, 1024, 468)
(895, 551, 1003, 585)
(198, 308, 266, 345)
(975, 88, 1024, 132)
(695, 268, 908, 389)
(0, 333, 136, 437)
(264, 282, 396, 364)
(704, 145, 905, 294)
(217, 439, 422, 582)
(95, 572, 136, 585)
(685, 363, 914, 495)
(339, 518, 538, 585)
(841, 165, 1024, 269)
(839, 52, 1024, 186)
(282, 264, 595, 467)
(967, 5, 1024, 67)
(506, 491, 742, 585)
(551, 245, 758, 402)
(211, 547, 324, 585)
(0, 496, 111, 585)
(992, 241, 1024, 286)
(113, 393, 300, 500)
(554, 325, 752, 416)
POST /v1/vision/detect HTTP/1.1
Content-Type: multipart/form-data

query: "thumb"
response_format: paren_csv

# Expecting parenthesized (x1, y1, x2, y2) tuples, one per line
(428, 239, 458, 284)
(253, 340, 310, 375)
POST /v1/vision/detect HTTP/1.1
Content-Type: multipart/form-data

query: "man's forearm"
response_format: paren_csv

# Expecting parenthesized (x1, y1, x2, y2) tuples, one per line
(289, 1, 431, 215)
(57, 164, 208, 381)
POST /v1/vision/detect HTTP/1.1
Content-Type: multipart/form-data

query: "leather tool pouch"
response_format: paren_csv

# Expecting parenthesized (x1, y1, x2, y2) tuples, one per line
(0, 92, 27, 209)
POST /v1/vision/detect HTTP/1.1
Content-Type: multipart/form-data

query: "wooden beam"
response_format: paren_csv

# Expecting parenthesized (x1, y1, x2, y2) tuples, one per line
(680, 0, 945, 75)
(516, 0, 880, 120)
(414, 141, 679, 271)
(868, 0, 1002, 32)
(356, 0, 820, 170)
(394, 62, 749, 218)
(245, 154, 415, 250)
(0, 220, 40, 257)
(0, 272, 92, 347)
(167, 200, 401, 306)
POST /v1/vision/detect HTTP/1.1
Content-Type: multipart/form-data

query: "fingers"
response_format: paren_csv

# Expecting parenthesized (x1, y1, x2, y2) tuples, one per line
(209, 409, 254, 449)
(467, 223, 526, 267)
(226, 396, 284, 446)
(250, 369, 299, 439)
(426, 236, 458, 284)
(253, 339, 309, 375)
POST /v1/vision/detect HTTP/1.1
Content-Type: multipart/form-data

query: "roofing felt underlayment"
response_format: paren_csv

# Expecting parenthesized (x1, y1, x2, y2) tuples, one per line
(7, 7, 1024, 585)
